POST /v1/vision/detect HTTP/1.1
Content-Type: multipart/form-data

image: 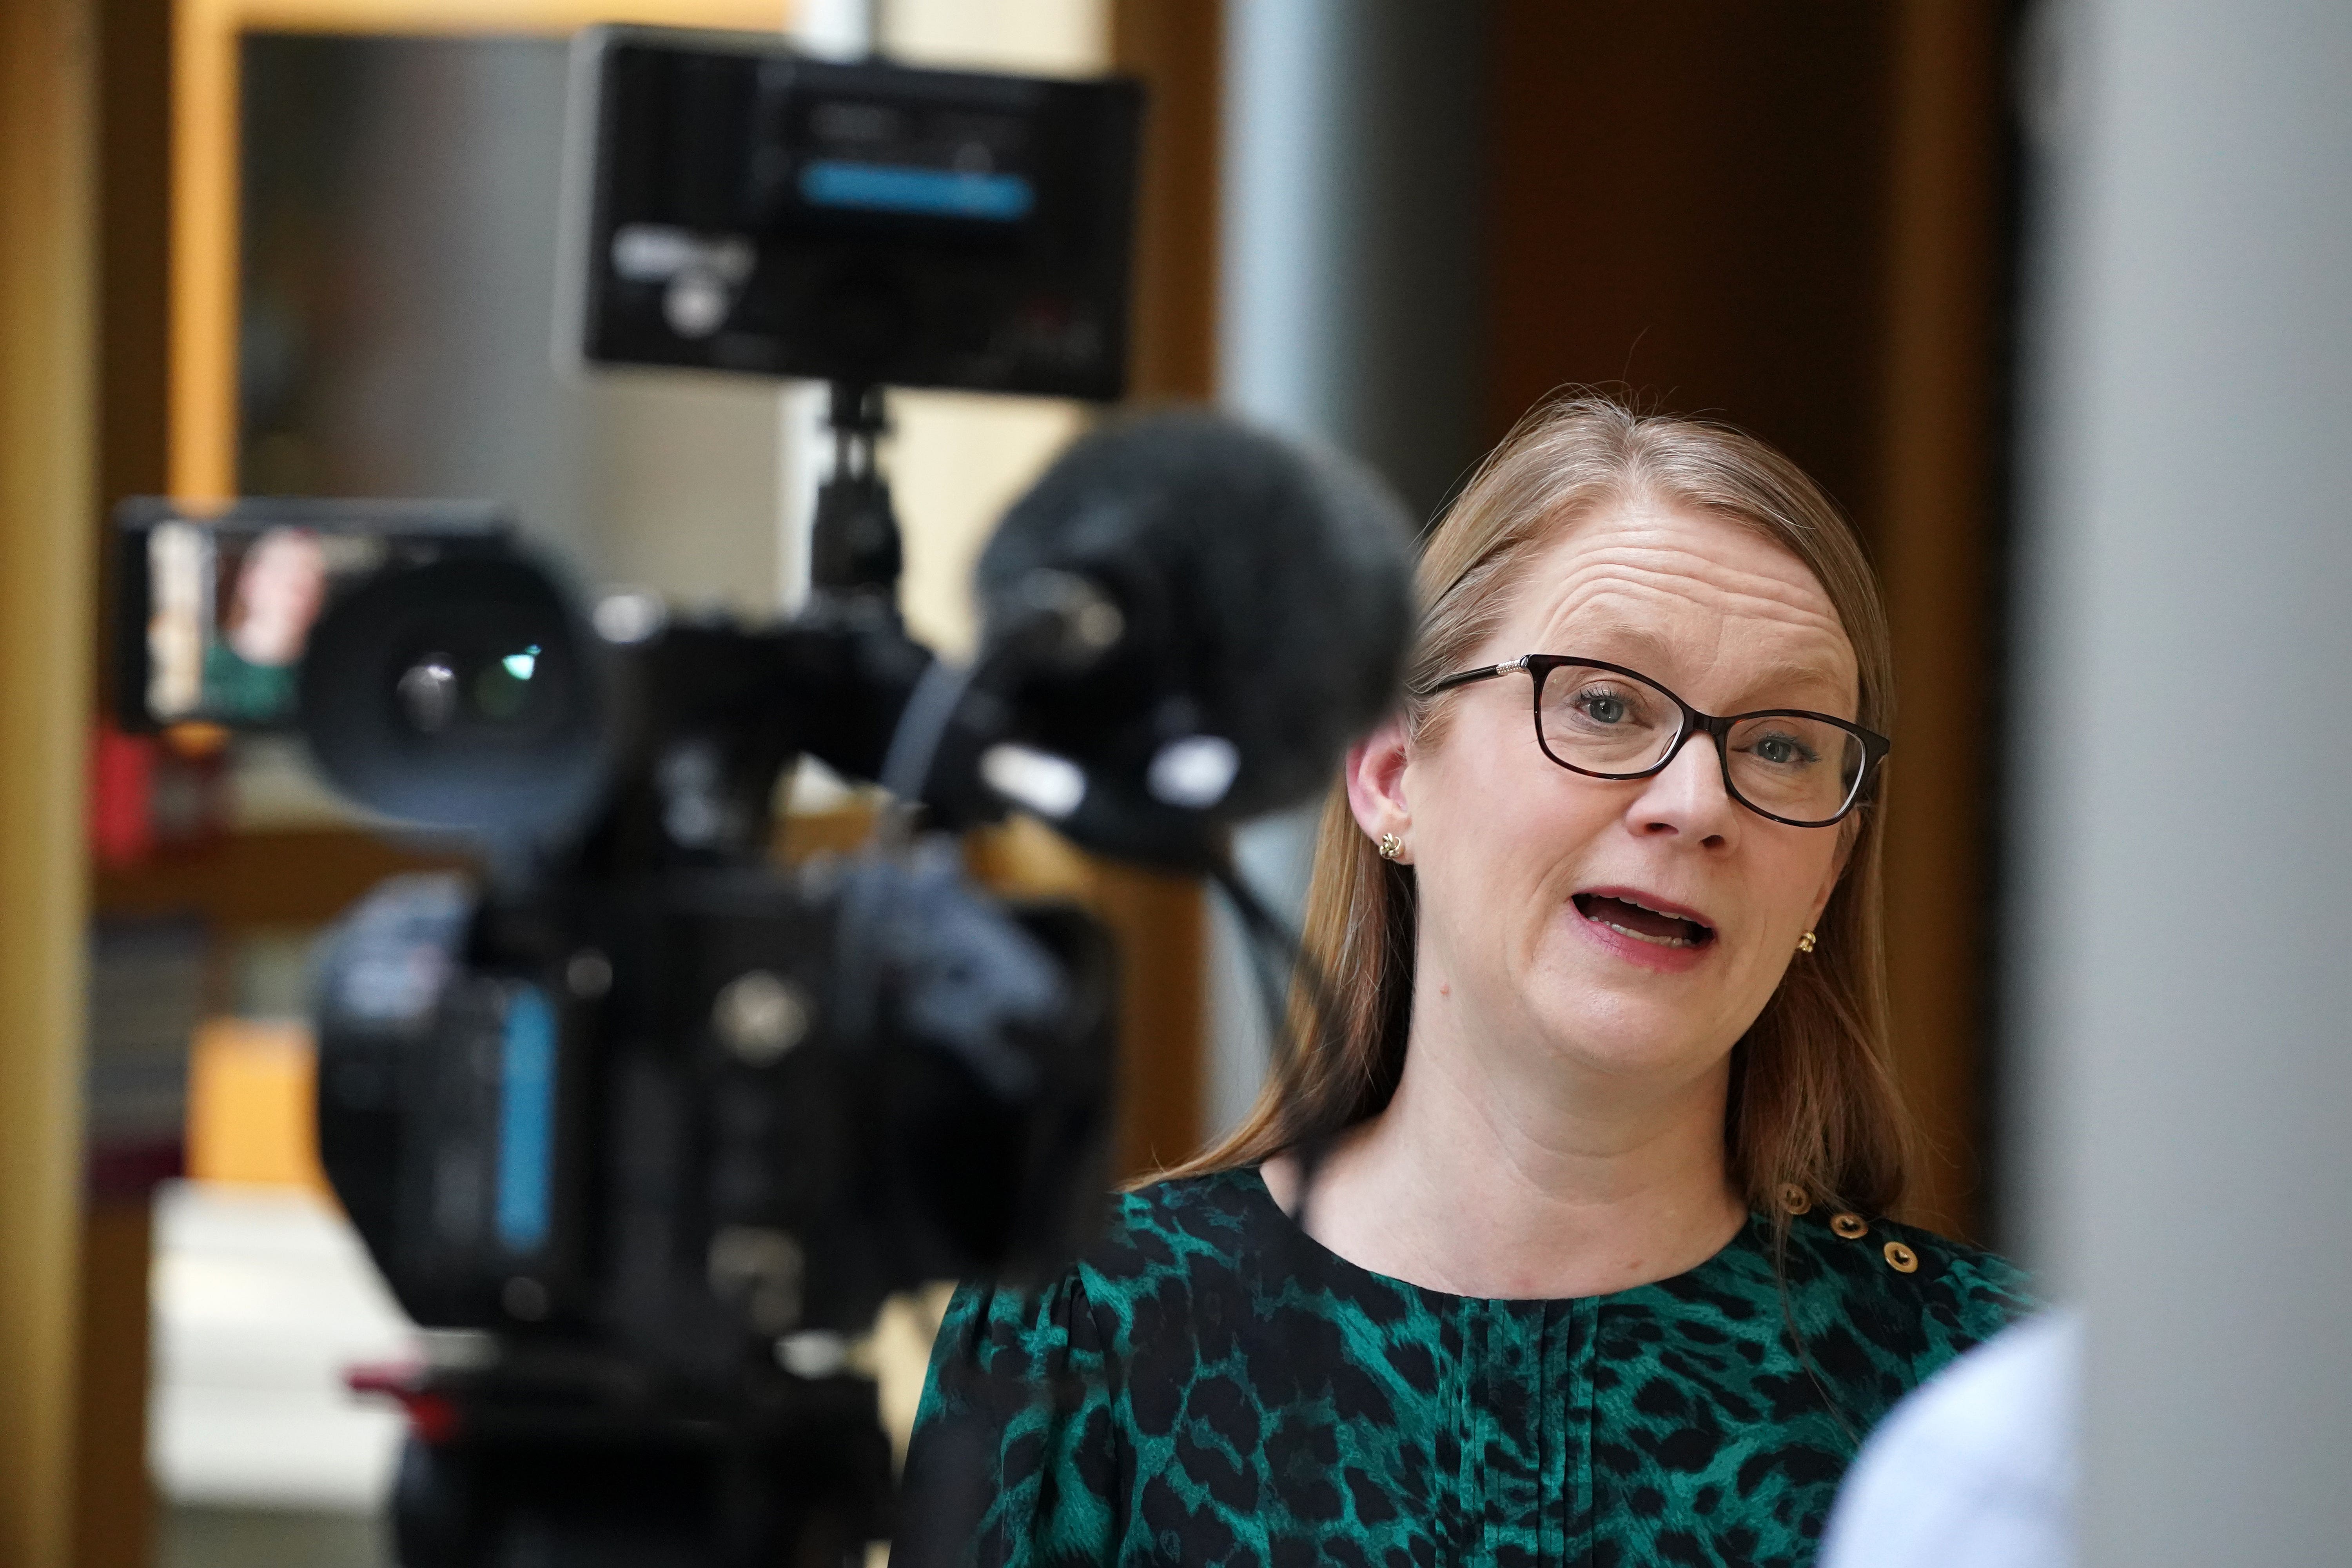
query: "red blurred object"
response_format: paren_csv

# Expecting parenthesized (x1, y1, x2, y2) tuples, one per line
(88, 719, 233, 866)
(86, 1142, 185, 1198)
(89, 720, 157, 867)
(347, 1362, 462, 1445)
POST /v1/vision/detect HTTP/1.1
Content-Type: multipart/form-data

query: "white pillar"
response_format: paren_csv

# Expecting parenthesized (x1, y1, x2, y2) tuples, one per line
(2009, 2, 2352, 1561)
(1207, 2, 1485, 1136)
(1219, 0, 1485, 520)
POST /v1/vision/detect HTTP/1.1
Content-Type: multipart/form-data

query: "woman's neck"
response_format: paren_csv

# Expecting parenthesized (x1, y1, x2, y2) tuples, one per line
(1262, 994, 1748, 1298)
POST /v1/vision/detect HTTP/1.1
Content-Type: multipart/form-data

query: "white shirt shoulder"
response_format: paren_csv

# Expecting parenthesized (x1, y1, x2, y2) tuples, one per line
(1817, 1309, 2081, 1568)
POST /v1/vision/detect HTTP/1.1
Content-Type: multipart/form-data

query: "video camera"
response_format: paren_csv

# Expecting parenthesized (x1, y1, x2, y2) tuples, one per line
(116, 27, 1416, 1568)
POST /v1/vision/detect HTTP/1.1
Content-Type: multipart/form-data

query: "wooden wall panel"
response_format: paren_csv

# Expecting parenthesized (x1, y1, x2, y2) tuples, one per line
(94, 827, 471, 932)
(71, 1201, 155, 1568)
(1486, 1, 2011, 1237)
(1111, 0, 1221, 404)
(1874, 0, 2009, 1241)
(76, 3, 178, 1561)
(0, 0, 97, 1561)
(1486, 2, 1898, 525)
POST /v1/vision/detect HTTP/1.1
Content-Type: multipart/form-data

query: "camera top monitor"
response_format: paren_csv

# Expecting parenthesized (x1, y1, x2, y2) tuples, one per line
(572, 27, 1144, 398)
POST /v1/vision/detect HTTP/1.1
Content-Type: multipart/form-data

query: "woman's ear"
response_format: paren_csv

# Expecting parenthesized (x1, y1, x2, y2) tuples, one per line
(1343, 713, 1411, 844)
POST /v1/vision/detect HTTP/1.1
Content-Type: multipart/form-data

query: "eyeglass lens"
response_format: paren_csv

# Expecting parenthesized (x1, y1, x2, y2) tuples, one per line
(1534, 663, 1866, 823)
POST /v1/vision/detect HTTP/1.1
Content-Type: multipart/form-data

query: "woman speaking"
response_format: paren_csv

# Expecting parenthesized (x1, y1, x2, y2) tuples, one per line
(903, 397, 2030, 1567)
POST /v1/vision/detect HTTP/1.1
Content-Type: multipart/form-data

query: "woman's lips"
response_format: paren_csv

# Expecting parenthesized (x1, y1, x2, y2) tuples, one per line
(1571, 890, 1717, 973)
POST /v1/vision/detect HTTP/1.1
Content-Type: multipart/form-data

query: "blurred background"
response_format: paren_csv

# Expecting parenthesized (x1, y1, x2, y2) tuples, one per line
(4, 1, 2347, 1565)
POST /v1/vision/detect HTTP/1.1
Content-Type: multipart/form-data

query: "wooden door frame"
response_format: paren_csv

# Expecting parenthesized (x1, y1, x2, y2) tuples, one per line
(0, 2, 96, 1562)
(1875, 0, 2009, 1240)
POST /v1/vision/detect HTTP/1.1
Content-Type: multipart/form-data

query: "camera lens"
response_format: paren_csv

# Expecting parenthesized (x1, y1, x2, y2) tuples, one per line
(299, 555, 615, 839)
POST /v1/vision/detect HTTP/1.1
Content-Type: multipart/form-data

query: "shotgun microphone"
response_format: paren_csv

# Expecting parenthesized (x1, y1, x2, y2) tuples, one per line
(957, 410, 1418, 868)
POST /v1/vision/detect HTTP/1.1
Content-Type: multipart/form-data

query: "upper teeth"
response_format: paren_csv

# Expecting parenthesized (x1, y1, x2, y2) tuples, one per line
(1613, 895, 1697, 925)
(1583, 893, 1708, 948)
(1601, 918, 1692, 948)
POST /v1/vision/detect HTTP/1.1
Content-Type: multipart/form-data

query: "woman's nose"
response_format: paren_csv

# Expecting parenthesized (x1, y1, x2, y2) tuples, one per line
(1625, 732, 1741, 846)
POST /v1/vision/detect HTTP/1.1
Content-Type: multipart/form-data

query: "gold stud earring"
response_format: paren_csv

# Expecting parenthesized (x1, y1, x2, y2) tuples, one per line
(1796, 931, 1817, 955)
(1376, 833, 1404, 861)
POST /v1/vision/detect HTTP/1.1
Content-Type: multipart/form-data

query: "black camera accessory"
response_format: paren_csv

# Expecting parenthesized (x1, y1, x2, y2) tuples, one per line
(571, 25, 1143, 399)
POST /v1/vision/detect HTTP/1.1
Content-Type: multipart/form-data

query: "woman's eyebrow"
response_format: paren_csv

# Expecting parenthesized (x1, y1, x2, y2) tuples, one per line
(1545, 624, 1850, 707)
(1545, 619, 1676, 666)
(1729, 655, 1853, 708)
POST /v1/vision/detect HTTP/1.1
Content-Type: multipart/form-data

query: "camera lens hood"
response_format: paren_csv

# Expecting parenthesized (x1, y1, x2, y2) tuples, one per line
(298, 552, 617, 842)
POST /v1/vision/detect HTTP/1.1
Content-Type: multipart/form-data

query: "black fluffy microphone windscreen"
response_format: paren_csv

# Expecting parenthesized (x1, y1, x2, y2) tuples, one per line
(963, 410, 1417, 869)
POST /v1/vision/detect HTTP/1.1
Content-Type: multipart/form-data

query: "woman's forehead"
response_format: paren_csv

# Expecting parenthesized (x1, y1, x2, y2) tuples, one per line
(1506, 502, 1858, 699)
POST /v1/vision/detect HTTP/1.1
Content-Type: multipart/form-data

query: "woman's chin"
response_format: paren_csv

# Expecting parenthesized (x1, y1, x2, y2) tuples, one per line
(1523, 946, 1745, 1080)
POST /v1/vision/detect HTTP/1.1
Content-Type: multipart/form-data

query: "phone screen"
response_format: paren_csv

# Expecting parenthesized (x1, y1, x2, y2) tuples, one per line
(116, 499, 513, 731)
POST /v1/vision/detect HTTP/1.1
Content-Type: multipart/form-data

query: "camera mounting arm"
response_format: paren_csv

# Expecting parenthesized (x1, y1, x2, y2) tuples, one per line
(809, 382, 900, 603)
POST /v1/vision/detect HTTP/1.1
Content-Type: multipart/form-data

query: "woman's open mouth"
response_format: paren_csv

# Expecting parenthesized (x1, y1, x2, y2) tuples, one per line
(1572, 891, 1717, 950)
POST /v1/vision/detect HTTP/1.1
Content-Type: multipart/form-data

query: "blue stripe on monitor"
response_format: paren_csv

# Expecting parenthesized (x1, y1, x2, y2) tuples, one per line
(799, 160, 1034, 221)
(495, 984, 556, 1253)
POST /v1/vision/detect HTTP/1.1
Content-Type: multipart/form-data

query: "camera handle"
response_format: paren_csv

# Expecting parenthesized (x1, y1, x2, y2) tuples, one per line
(809, 381, 902, 602)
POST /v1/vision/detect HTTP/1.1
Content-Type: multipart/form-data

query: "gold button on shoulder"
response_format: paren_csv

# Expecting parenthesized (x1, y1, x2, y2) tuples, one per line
(1883, 1240, 1919, 1274)
(1777, 1183, 1812, 1216)
(1830, 1212, 1869, 1240)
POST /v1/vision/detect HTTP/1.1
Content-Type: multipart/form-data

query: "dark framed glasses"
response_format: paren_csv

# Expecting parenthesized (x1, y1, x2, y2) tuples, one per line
(1424, 655, 1890, 828)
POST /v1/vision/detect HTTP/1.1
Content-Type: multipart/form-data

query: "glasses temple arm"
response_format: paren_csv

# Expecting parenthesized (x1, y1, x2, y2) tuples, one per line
(1418, 657, 1528, 698)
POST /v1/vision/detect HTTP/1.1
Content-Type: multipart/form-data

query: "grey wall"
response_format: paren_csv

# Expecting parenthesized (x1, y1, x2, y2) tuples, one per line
(2009, 1, 2352, 1560)
(241, 34, 784, 615)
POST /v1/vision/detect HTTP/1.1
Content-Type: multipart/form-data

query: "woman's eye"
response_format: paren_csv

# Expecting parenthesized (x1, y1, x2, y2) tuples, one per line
(1748, 732, 1819, 768)
(1571, 691, 1646, 729)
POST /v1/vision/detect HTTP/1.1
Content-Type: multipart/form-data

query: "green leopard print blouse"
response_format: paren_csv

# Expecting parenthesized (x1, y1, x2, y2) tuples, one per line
(901, 1166, 2030, 1568)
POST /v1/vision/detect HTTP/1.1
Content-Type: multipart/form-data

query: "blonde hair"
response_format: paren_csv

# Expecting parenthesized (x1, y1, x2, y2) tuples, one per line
(1164, 394, 1913, 1218)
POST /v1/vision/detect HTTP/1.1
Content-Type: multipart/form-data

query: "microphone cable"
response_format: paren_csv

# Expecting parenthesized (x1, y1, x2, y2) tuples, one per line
(1204, 848, 1342, 1236)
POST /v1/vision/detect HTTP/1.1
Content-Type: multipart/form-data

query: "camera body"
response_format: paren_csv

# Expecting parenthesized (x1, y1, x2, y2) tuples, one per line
(313, 852, 1117, 1364)
(272, 550, 1123, 1566)
(113, 505, 1133, 1567)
